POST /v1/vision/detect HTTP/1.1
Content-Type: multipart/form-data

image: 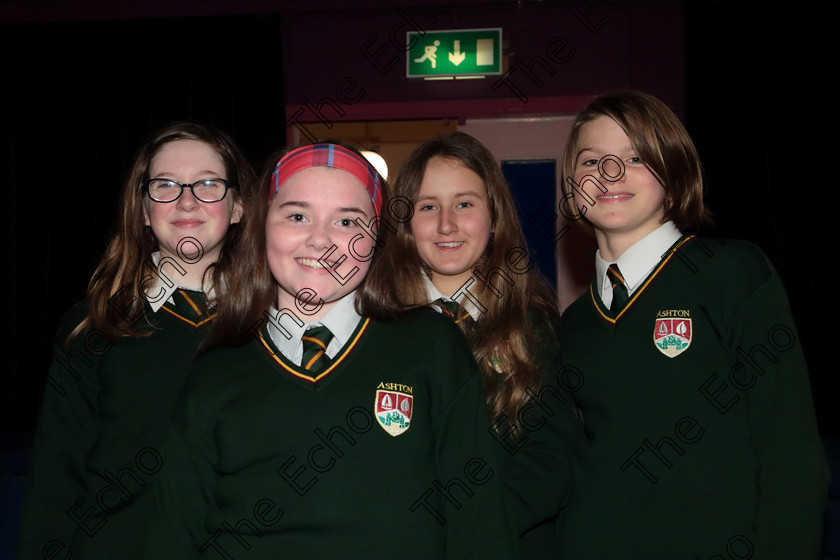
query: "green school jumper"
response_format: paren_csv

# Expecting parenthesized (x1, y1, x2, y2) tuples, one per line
(556, 237, 829, 559)
(141, 309, 515, 560)
(487, 308, 583, 560)
(18, 290, 213, 560)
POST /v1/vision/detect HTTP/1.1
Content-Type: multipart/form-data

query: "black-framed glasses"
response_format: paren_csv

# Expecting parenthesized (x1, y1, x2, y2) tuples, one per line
(142, 178, 233, 203)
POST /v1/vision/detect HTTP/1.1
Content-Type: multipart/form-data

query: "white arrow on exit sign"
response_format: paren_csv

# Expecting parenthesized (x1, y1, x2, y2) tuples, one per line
(449, 40, 466, 66)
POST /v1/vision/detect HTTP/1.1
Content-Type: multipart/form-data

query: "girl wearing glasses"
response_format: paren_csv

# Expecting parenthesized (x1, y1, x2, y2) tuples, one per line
(18, 122, 255, 560)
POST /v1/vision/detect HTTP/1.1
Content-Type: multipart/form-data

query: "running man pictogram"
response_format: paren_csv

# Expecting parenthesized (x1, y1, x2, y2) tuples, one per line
(414, 40, 441, 69)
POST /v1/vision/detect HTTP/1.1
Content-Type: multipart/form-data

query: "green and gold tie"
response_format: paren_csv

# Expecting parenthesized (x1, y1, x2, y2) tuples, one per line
(607, 264, 629, 316)
(301, 326, 334, 375)
(435, 298, 471, 324)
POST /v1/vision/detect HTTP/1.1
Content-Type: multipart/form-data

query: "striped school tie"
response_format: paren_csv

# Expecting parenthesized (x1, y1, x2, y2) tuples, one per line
(434, 298, 471, 324)
(607, 264, 629, 315)
(301, 326, 334, 375)
(435, 298, 460, 318)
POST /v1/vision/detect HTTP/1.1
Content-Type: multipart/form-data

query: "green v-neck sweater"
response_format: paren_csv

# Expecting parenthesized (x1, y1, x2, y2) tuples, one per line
(141, 308, 515, 559)
(556, 237, 828, 559)
(486, 307, 584, 559)
(18, 290, 213, 560)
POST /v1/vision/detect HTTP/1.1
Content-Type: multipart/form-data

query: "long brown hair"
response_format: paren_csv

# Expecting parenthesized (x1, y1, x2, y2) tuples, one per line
(366, 132, 558, 427)
(71, 121, 256, 342)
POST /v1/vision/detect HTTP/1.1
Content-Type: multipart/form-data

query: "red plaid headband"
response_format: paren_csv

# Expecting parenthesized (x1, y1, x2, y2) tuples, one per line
(269, 143, 383, 216)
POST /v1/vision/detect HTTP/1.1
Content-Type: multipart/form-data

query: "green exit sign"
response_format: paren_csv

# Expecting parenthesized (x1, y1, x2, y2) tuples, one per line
(407, 28, 502, 78)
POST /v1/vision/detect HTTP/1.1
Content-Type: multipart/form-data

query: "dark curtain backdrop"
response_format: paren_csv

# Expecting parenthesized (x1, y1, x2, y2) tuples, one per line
(683, 3, 835, 436)
(1, 14, 286, 433)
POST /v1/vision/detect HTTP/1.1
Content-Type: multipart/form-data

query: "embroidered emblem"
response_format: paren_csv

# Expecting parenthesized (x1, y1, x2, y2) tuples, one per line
(654, 310, 692, 358)
(375, 383, 413, 437)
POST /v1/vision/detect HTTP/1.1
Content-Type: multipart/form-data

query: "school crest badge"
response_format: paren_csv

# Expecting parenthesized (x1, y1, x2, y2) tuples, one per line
(653, 310, 692, 358)
(375, 384, 413, 437)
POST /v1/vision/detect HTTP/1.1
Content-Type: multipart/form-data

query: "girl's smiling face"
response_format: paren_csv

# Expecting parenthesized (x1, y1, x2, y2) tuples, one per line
(144, 139, 242, 268)
(266, 166, 375, 321)
(410, 156, 493, 296)
(574, 116, 667, 259)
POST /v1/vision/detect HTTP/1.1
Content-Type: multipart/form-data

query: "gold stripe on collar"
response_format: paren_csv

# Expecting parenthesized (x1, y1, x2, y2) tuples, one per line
(258, 318, 372, 384)
(592, 236, 695, 325)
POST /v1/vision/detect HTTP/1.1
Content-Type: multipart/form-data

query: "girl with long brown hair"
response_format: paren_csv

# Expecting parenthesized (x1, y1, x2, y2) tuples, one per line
(375, 131, 581, 557)
(18, 121, 255, 560)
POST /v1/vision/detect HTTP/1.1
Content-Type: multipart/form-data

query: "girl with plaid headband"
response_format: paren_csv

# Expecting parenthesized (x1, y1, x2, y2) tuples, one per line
(141, 141, 515, 559)
(18, 122, 256, 560)
(373, 132, 583, 558)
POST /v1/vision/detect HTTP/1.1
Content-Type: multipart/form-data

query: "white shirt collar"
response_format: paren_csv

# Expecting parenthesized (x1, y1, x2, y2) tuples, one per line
(421, 270, 482, 321)
(266, 291, 362, 365)
(596, 221, 683, 306)
(145, 252, 214, 312)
